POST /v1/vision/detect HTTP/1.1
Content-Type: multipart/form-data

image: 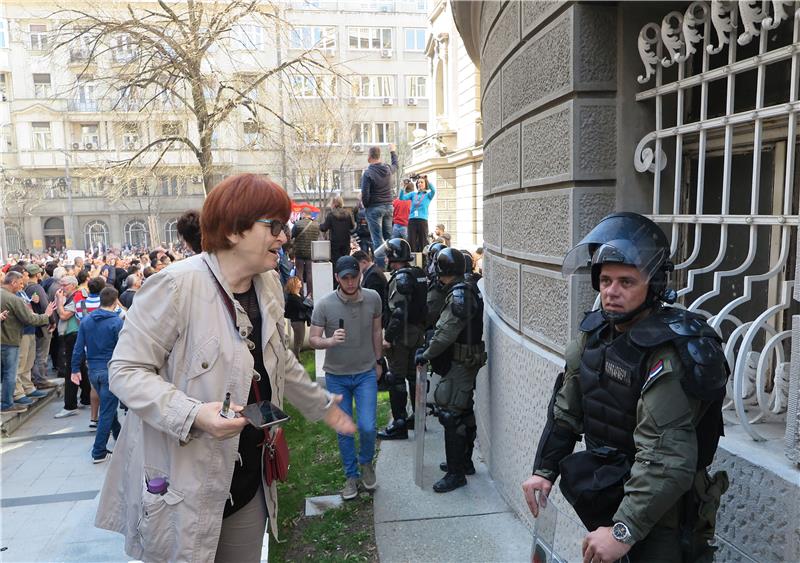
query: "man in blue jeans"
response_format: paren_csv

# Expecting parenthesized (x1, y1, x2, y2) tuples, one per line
(70, 287, 124, 463)
(309, 256, 385, 499)
(361, 143, 398, 268)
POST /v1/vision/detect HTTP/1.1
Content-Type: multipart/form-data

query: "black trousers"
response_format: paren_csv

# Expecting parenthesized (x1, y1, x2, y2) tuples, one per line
(408, 219, 428, 252)
(59, 332, 90, 410)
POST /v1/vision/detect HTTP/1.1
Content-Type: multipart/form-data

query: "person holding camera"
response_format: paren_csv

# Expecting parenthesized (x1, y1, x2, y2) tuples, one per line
(94, 174, 355, 562)
(399, 174, 436, 252)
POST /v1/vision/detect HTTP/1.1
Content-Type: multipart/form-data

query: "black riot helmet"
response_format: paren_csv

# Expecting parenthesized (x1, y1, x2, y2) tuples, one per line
(460, 250, 474, 273)
(562, 212, 675, 321)
(427, 242, 446, 263)
(383, 237, 412, 263)
(435, 247, 466, 277)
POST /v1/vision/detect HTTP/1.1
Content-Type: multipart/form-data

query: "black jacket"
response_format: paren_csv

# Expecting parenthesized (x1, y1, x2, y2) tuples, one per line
(320, 208, 356, 249)
(362, 264, 388, 321)
(361, 151, 398, 208)
(284, 293, 312, 323)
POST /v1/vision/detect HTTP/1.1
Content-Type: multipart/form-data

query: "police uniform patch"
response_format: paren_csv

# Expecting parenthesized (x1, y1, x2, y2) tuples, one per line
(604, 360, 632, 386)
(642, 359, 671, 392)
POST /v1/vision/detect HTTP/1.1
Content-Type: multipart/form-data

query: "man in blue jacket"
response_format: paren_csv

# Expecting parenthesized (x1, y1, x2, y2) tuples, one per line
(361, 143, 398, 267)
(71, 287, 124, 463)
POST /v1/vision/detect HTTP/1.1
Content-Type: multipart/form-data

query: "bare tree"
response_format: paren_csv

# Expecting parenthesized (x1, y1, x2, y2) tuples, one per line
(52, 0, 342, 195)
(0, 175, 49, 254)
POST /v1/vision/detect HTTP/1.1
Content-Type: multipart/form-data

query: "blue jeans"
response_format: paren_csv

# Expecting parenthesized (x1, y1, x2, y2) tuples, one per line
(88, 368, 121, 459)
(392, 224, 408, 240)
(1, 345, 20, 410)
(325, 370, 378, 478)
(365, 204, 393, 267)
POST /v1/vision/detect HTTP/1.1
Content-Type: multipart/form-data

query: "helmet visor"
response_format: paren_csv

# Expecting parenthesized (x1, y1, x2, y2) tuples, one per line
(562, 213, 669, 281)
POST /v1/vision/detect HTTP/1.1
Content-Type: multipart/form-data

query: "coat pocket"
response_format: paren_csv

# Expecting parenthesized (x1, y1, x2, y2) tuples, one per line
(137, 486, 185, 562)
(186, 336, 220, 380)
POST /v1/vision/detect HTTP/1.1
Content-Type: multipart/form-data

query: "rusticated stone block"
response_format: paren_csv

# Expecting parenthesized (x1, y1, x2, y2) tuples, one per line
(520, 265, 569, 350)
(482, 196, 502, 251)
(482, 76, 502, 141)
(501, 191, 570, 261)
(521, 103, 572, 186)
(481, 1, 520, 83)
(502, 10, 572, 125)
(573, 187, 616, 241)
(484, 124, 519, 194)
(575, 101, 616, 180)
(574, 4, 617, 89)
(522, 0, 567, 37)
(479, 0, 504, 62)
(483, 251, 520, 329)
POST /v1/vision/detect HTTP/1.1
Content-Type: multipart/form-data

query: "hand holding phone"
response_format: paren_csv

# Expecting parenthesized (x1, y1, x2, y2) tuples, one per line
(331, 319, 346, 346)
(241, 400, 291, 429)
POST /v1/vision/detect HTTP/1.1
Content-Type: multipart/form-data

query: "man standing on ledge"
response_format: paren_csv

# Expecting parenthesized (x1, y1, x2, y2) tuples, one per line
(522, 212, 729, 563)
(361, 143, 398, 268)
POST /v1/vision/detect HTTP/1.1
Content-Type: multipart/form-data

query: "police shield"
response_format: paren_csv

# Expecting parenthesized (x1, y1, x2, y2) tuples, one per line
(413, 363, 427, 488)
(530, 500, 566, 563)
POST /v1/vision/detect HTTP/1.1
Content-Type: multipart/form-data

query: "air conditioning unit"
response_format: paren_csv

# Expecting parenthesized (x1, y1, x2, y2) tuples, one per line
(84, 142, 94, 150)
(407, 97, 418, 106)
(352, 143, 363, 153)
(380, 48, 392, 58)
(383, 97, 393, 106)
(72, 142, 80, 150)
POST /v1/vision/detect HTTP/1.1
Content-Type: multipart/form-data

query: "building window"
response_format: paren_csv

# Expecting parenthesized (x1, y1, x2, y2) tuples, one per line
(299, 124, 338, 145)
(0, 73, 8, 102)
(124, 219, 149, 248)
(406, 76, 427, 98)
(162, 122, 181, 137)
(4, 225, 21, 253)
(80, 124, 99, 149)
(348, 27, 392, 50)
(289, 75, 335, 98)
(123, 178, 139, 197)
(243, 122, 259, 146)
(31, 122, 52, 150)
(116, 85, 142, 112)
(352, 169, 363, 191)
(29, 24, 48, 51)
(290, 26, 336, 50)
(84, 220, 109, 251)
(353, 122, 372, 144)
(405, 28, 425, 51)
(120, 123, 140, 150)
(232, 24, 264, 50)
(352, 75, 395, 98)
(164, 219, 179, 244)
(374, 122, 395, 144)
(406, 121, 427, 140)
(0, 20, 8, 49)
(72, 79, 97, 112)
(113, 34, 137, 62)
(33, 73, 52, 98)
(0, 124, 12, 152)
(160, 176, 181, 196)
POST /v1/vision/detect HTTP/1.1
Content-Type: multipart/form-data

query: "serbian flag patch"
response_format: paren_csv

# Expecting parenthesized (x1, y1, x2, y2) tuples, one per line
(648, 360, 665, 379)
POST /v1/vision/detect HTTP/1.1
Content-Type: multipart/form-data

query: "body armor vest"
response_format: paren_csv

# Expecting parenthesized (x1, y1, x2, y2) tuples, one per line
(389, 266, 428, 326)
(453, 282, 484, 346)
(578, 307, 728, 467)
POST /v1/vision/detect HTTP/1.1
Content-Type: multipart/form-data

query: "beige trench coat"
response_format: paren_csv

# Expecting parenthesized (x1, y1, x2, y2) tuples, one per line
(95, 253, 332, 562)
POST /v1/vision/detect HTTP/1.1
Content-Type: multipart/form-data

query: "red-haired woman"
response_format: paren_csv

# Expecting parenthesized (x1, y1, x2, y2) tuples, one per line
(95, 174, 355, 562)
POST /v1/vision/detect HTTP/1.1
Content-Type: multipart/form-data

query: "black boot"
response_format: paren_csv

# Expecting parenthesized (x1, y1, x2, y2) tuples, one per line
(438, 459, 475, 475)
(433, 428, 467, 493)
(377, 418, 408, 440)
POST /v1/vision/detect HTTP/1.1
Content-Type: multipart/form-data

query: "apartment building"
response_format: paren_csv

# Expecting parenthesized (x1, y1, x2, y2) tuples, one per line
(0, 0, 428, 254)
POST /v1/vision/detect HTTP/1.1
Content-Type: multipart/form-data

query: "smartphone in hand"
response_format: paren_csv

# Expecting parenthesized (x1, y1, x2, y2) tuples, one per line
(241, 401, 291, 429)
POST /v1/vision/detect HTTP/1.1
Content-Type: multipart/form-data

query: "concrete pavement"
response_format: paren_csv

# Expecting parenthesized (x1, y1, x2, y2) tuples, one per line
(374, 421, 531, 563)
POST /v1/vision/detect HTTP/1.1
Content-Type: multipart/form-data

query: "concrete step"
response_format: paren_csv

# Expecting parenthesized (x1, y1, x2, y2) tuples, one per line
(1, 382, 64, 437)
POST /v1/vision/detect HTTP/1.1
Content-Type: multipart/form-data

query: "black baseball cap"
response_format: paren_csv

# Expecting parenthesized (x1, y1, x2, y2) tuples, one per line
(334, 256, 360, 278)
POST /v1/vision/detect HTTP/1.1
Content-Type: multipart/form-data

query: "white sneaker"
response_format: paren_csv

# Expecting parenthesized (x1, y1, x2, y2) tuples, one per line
(54, 408, 78, 419)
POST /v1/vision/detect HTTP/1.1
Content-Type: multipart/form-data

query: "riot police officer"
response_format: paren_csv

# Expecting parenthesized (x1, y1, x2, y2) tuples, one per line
(461, 249, 481, 284)
(377, 238, 428, 440)
(425, 242, 448, 330)
(425, 242, 447, 282)
(416, 248, 486, 492)
(522, 213, 729, 563)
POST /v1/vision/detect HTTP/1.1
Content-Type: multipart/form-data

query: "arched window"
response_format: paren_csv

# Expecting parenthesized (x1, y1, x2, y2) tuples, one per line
(164, 218, 178, 245)
(84, 220, 109, 251)
(4, 224, 21, 253)
(43, 217, 65, 231)
(124, 219, 149, 248)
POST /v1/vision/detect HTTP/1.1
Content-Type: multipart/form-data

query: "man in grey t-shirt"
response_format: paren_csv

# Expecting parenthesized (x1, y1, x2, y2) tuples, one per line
(310, 256, 384, 500)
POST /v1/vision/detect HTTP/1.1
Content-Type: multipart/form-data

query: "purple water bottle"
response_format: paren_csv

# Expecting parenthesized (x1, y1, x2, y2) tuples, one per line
(146, 477, 168, 495)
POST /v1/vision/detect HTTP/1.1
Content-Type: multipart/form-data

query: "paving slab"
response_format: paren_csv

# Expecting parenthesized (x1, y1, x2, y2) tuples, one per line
(374, 422, 531, 563)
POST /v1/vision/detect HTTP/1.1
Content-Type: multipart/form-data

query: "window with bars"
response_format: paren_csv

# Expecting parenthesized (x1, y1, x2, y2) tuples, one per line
(84, 220, 109, 250)
(633, 2, 800, 443)
(352, 75, 395, 98)
(290, 26, 337, 50)
(406, 76, 427, 98)
(404, 28, 425, 51)
(125, 220, 149, 247)
(29, 24, 48, 51)
(348, 27, 392, 50)
(31, 122, 51, 150)
(33, 73, 51, 98)
(164, 219, 179, 244)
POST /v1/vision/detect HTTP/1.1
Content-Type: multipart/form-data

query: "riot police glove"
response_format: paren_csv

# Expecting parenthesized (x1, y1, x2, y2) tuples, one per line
(415, 348, 428, 366)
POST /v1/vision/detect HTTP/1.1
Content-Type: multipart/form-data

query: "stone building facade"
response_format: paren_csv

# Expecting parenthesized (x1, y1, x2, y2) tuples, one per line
(452, 1, 800, 561)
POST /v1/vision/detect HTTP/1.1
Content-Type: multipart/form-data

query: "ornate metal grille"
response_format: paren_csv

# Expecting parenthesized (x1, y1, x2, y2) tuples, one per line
(635, 1, 800, 443)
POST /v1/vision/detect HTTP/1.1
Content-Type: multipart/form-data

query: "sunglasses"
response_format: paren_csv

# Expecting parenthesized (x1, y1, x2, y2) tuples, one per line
(254, 219, 286, 237)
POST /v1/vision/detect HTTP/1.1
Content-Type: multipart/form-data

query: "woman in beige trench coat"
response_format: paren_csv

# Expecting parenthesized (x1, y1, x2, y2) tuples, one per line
(94, 174, 355, 562)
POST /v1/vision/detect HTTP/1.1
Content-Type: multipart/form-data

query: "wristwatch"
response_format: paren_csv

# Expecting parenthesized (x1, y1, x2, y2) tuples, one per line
(612, 522, 635, 545)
